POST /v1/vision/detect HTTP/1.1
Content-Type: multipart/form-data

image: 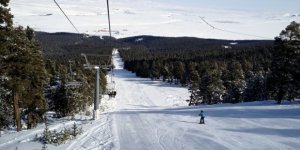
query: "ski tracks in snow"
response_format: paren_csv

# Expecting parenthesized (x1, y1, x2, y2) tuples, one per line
(0, 120, 75, 149)
(65, 113, 114, 150)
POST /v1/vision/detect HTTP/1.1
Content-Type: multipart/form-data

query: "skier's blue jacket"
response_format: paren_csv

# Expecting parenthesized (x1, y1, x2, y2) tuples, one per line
(199, 112, 205, 118)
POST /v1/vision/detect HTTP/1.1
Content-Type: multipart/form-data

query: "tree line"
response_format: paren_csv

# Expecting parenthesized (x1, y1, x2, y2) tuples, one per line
(119, 22, 299, 105)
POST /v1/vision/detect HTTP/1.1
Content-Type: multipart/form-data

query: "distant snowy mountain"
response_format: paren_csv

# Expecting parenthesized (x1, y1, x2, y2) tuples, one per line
(8, 0, 300, 39)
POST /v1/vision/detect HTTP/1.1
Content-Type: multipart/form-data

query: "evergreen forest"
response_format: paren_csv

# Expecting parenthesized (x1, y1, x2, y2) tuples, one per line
(118, 24, 300, 106)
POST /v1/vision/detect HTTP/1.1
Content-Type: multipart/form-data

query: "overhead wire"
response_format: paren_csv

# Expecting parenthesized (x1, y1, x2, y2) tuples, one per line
(199, 17, 270, 39)
(106, 0, 112, 39)
(106, 0, 114, 83)
(53, 0, 81, 34)
(200, 17, 216, 29)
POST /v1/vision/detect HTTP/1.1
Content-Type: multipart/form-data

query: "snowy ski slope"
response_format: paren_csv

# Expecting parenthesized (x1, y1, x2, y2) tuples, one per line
(110, 50, 300, 150)
(0, 50, 300, 150)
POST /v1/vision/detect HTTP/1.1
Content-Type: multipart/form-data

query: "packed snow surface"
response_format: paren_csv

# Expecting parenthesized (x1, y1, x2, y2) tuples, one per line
(1, 50, 300, 150)
(9, 0, 300, 40)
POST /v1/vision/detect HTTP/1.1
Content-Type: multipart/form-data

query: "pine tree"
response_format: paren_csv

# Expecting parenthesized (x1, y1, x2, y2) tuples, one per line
(0, 76, 13, 130)
(161, 63, 171, 82)
(222, 61, 246, 103)
(22, 27, 47, 129)
(199, 63, 225, 104)
(1, 0, 48, 131)
(71, 122, 79, 138)
(53, 83, 68, 117)
(0, 0, 13, 61)
(66, 87, 83, 116)
(52, 83, 83, 117)
(150, 60, 160, 80)
(5, 27, 47, 129)
(0, 0, 13, 29)
(0, 0, 17, 131)
(268, 21, 300, 104)
(188, 63, 200, 105)
(1, 28, 27, 132)
(43, 116, 50, 146)
(244, 71, 267, 101)
(137, 61, 150, 78)
(173, 61, 185, 84)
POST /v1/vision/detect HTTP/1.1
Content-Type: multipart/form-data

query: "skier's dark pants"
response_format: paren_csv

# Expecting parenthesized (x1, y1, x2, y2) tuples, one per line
(200, 117, 205, 124)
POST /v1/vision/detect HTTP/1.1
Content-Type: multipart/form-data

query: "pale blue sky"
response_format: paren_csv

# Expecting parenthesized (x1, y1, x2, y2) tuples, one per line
(160, 0, 300, 13)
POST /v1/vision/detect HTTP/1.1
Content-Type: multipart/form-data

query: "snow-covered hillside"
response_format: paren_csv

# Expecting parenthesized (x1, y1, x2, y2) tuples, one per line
(1, 50, 300, 150)
(9, 0, 300, 40)
(109, 51, 300, 150)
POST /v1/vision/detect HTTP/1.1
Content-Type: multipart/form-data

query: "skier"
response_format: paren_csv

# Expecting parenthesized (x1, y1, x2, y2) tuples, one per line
(199, 110, 205, 124)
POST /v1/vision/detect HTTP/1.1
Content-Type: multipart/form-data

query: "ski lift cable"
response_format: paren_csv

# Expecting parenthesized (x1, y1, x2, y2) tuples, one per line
(53, 0, 81, 34)
(106, 0, 114, 83)
(106, 0, 112, 39)
(199, 17, 270, 39)
(200, 17, 216, 29)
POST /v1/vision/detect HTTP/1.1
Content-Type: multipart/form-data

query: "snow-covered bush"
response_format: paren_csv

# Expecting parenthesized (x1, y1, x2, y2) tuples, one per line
(38, 123, 82, 145)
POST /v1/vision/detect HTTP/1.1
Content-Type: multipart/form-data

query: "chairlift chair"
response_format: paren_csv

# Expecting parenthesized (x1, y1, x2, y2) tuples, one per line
(66, 60, 83, 88)
(107, 80, 116, 98)
(107, 66, 117, 98)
